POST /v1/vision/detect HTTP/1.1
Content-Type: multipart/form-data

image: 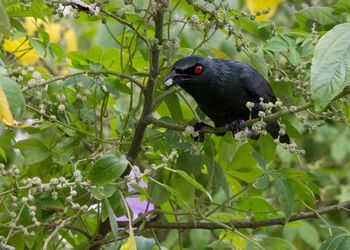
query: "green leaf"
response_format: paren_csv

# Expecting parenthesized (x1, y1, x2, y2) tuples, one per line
(87, 45, 103, 64)
(67, 51, 89, 69)
(165, 167, 212, 201)
(310, 23, 350, 111)
(101, 48, 120, 71)
(228, 167, 264, 183)
(29, 37, 46, 58)
(288, 47, 300, 66)
(15, 138, 52, 165)
(333, 0, 350, 14)
(103, 198, 119, 244)
(249, 52, 268, 79)
(295, 7, 346, 30)
(91, 184, 116, 201)
(257, 237, 298, 250)
(89, 154, 128, 185)
(50, 43, 65, 62)
(164, 94, 183, 121)
(287, 176, 315, 206)
(135, 236, 156, 250)
(0, 2, 11, 38)
(0, 147, 7, 162)
(0, 76, 26, 119)
(248, 196, 277, 220)
(228, 142, 257, 172)
(320, 234, 350, 250)
(297, 221, 320, 249)
(253, 174, 270, 189)
(264, 37, 289, 52)
(150, 177, 191, 212)
(273, 174, 294, 219)
(208, 212, 235, 223)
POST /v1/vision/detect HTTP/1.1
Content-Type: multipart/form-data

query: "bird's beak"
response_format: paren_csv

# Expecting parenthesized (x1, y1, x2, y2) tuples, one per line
(164, 70, 177, 87)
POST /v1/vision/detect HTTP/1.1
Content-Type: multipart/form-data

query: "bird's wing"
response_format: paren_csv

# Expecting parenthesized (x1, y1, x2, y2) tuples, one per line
(240, 67, 277, 103)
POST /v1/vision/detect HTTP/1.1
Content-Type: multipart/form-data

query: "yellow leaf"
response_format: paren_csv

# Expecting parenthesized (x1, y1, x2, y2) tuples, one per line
(0, 86, 15, 126)
(246, 0, 284, 22)
(120, 229, 137, 250)
(4, 18, 77, 65)
(23, 18, 77, 52)
(0, 87, 39, 128)
(3, 37, 39, 64)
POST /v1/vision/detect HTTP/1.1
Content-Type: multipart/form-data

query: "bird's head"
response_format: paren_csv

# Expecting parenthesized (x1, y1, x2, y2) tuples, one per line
(164, 56, 216, 89)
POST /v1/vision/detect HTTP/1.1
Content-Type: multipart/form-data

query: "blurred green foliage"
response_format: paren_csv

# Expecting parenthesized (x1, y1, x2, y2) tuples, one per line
(0, 0, 350, 249)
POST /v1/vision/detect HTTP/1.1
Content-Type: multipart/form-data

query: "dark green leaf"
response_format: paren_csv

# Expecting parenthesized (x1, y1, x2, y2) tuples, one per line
(89, 154, 128, 185)
(135, 236, 156, 250)
(249, 52, 268, 79)
(164, 94, 183, 121)
(104, 198, 119, 244)
(320, 234, 350, 250)
(273, 174, 294, 219)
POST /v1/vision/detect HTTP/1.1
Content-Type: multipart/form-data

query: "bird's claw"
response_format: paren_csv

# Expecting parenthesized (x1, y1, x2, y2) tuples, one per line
(228, 120, 245, 134)
(192, 122, 210, 142)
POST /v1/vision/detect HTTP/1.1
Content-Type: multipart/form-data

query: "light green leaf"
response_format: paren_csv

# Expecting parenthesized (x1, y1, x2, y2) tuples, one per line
(333, 0, 350, 14)
(0, 3, 11, 38)
(87, 45, 103, 64)
(0, 148, 7, 162)
(15, 138, 52, 165)
(295, 7, 346, 29)
(248, 196, 277, 220)
(101, 48, 120, 71)
(208, 212, 235, 223)
(91, 184, 116, 201)
(257, 237, 298, 250)
(288, 47, 300, 66)
(264, 37, 289, 52)
(29, 38, 46, 58)
(311, 23, 350, 111)
(297, 221, 320, 249)
(89, 154, 128, 185)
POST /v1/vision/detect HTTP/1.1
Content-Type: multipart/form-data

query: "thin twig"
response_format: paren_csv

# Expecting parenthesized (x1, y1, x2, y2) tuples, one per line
(112, 200, 350, 230)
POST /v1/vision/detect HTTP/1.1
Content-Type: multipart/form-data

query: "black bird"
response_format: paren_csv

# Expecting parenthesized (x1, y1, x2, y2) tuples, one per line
(164, 55, 290, 143)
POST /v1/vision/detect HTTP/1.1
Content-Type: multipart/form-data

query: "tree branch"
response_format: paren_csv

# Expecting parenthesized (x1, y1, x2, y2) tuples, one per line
(114, 200, 350, 230)
(126, 11, 164, 166)
(148, 86, 350, 135)
(100, 10, 150, 49)
(23, 70, 145, 91)
(90, 6, 164, 250)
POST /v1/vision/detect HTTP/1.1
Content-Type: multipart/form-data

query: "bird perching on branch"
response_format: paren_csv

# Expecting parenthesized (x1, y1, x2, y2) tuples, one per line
(164, 55, 290, 143)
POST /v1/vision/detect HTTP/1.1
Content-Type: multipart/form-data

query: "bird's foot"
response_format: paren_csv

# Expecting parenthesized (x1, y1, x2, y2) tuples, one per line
(228, 120, 245, 134)
(192, 122, 212, 142)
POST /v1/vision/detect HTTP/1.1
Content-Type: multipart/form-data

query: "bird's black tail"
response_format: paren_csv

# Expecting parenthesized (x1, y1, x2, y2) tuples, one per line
(265, 121, 290, 143)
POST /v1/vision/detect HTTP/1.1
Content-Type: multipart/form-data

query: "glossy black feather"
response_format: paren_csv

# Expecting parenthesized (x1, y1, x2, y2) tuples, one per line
(166, 56, 290, 143)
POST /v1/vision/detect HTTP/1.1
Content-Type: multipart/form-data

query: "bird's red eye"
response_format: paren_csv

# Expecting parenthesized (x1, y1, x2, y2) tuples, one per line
(193, 65, 203, 75)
